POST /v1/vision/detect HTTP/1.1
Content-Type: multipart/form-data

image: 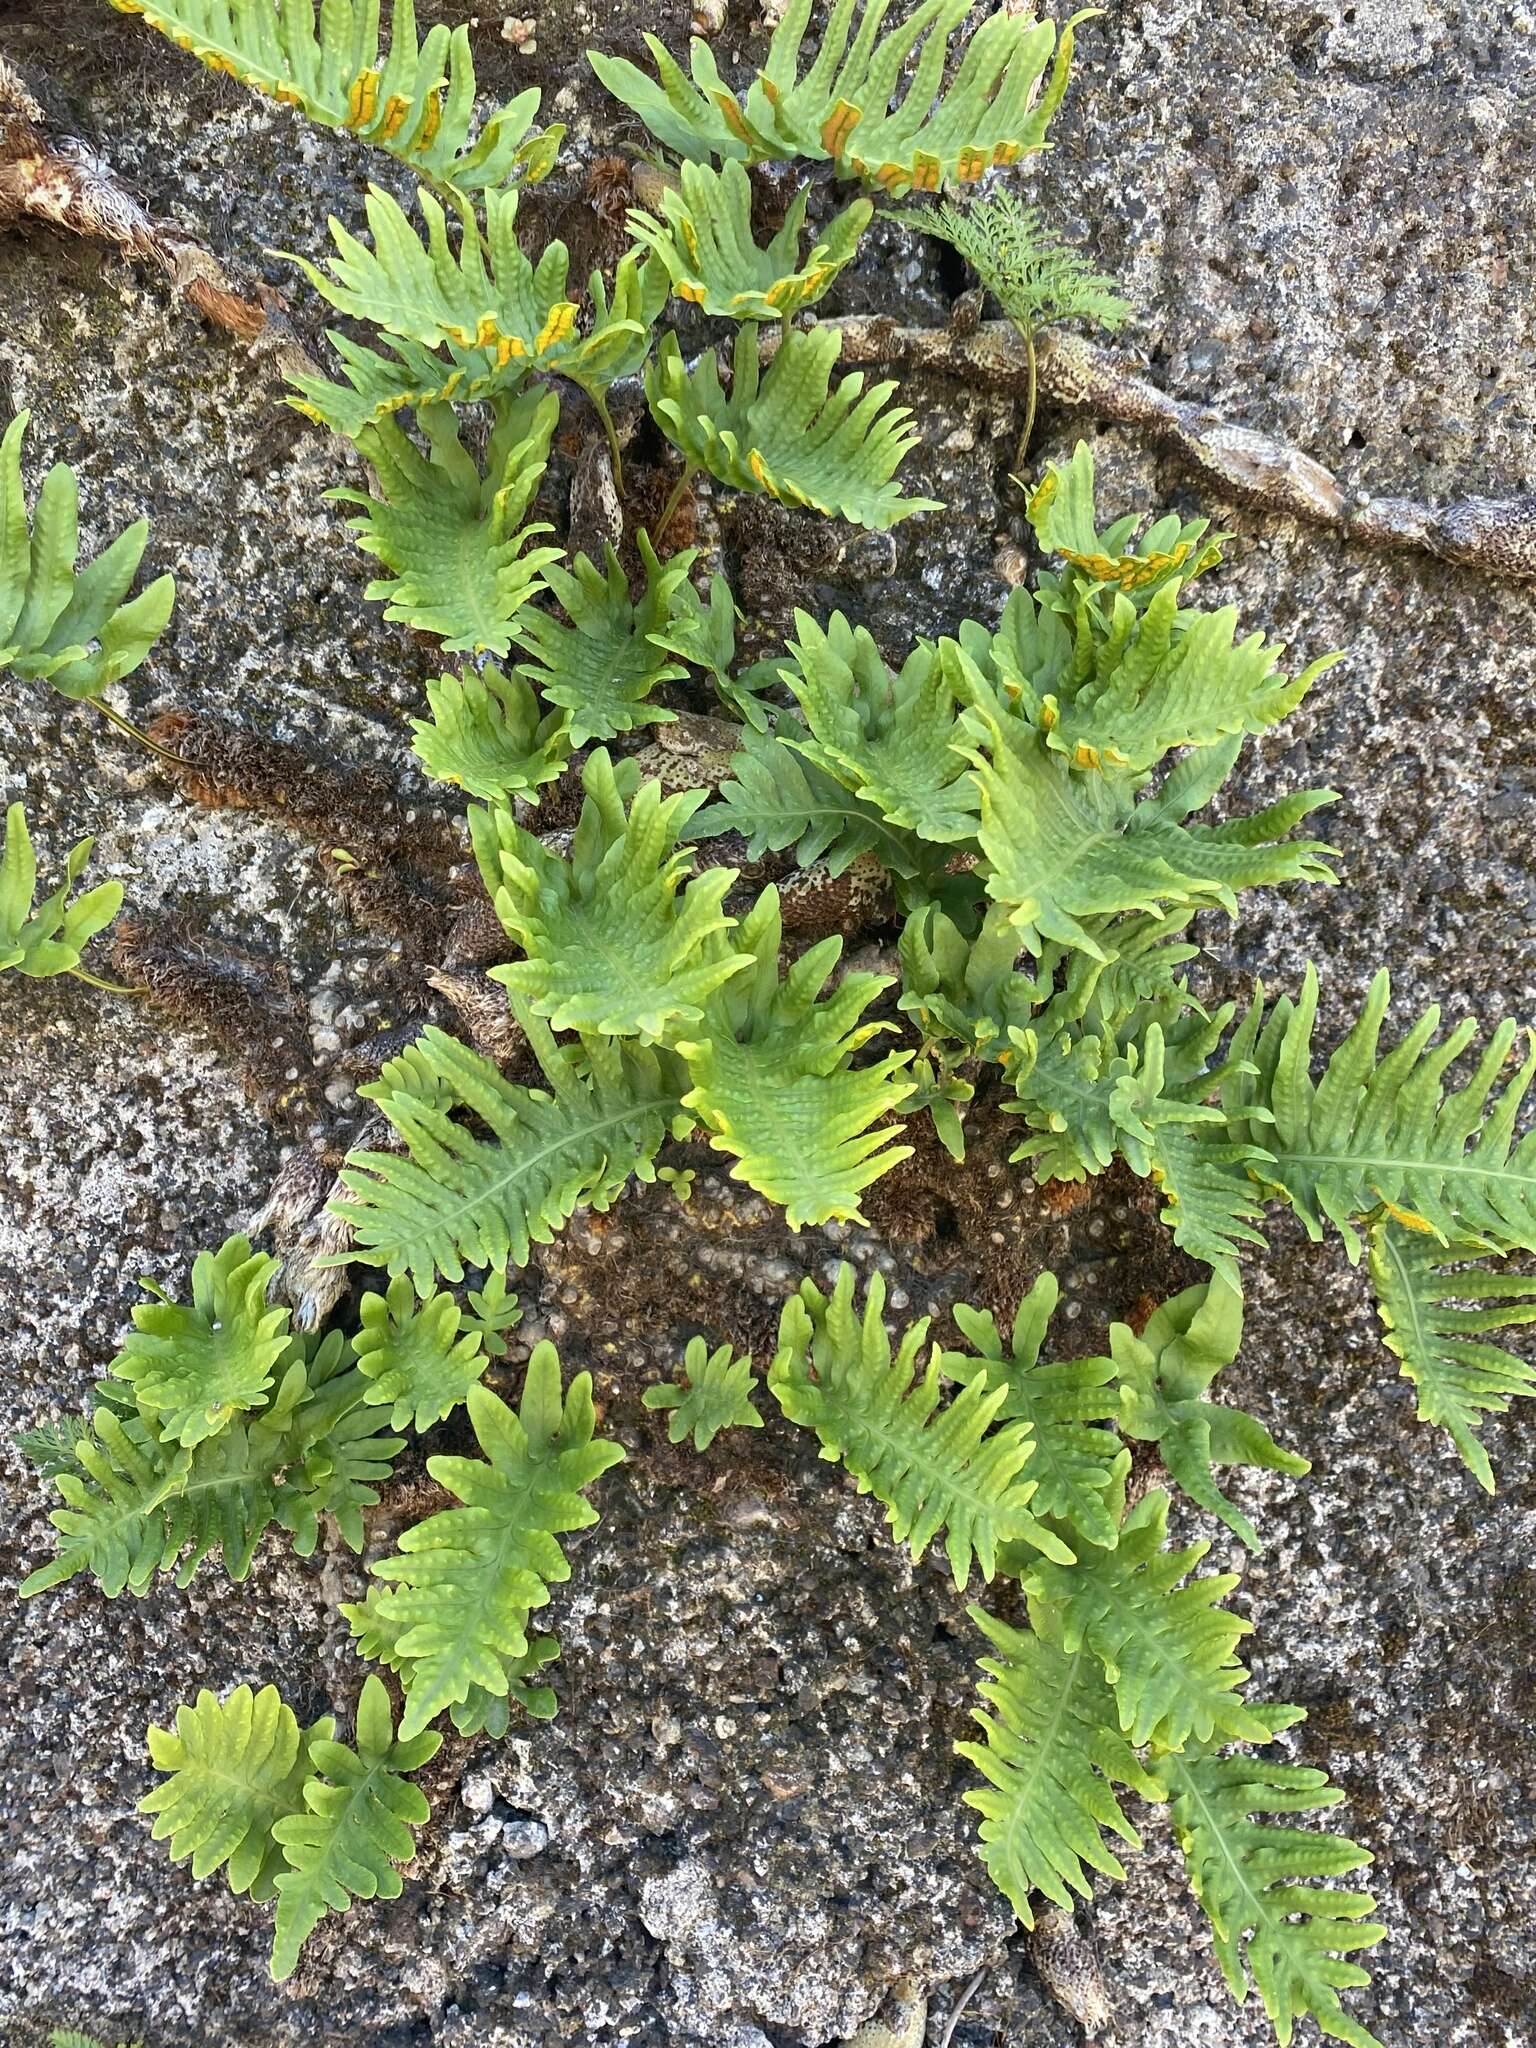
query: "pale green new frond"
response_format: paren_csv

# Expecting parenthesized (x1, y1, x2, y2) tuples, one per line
(780, 611, 978, 843)
(897, 900, 1048, 1066)
(141, 1683, 318, 1901)
(1161, 1716, 1385, 2048)
(349, 1349, 624, 1736)
(1222, 964, 1536, 1259)
(628, 159, 871, 321)
(646, 325, 942, 531)
(0, 411, 175, 701)
(687, 722, 930, 880)
(939, 1276, 1126, 1550)
(333, 1012, 683, 1292)
(1028, 441, 1225, 604)
(113, 0, 560, 196)
(644, 1336, 763, 1450)
(269, 1675, 441, 1980)
(475, 750, 748, 1041)
(770, 1264, 1072, 1587)
(1367, 1222, 1536, 1491)
(1024, 1490, 1270, 1752)
(336, 392, 562, 655)
(105, 1236, 291, 1449)
(410, 662, 572, 802)
(958, 1605, 1161, 1925)
(0, 803, 124, 979)
(897, 191, 1130, 334)
(353, 1276, 490, 1432)
(513, 532, 696, 747)
(675, 888, 914, 1228)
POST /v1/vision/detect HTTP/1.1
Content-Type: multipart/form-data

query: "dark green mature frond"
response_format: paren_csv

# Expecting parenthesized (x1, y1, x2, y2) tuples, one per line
(110, 0, 559, 196)
(896, 191, 1130, 334)
(1109, 1278, 1308, 1550)
(1027, 441, 1226, 604)
(675, 889, 914, 1229)
(106, 1236, 291, 1450)
(644, 1336, 764, 1450)
(770, 1264, 1073, 1587)
(346, 1348, 624, 1736)
(1, 803, 123, 979)
(513, 532, 696, 747)
(141, 1683, 320, 1902)
(1161, 1710, 1385, 2048)
(688, 722, 929, 880)
(647, 325, 942, 531)
(475, 750, 748, 1041)
(410, 662, 572, 802)
(628, 159, 871, 321)
(0, 411, 175, 700)
(269, 1676, 441, 1980)
(1368, 1222, 1536, 1491)
(336, 392, 562, 656)
(1024, 1490, 1269, 1751)
(1222, 964, 1536, 1260)
(353, 1276, 490, 1432)
(332, 1011, 683, 1292)
(779, 612, 978, 843)
(939, 1275, 1126, 1550)
(958, 1605, 1161, 1924)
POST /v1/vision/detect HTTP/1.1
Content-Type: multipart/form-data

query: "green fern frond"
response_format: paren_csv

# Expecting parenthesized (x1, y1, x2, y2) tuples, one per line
(345, 1348, 624, 1736)
(141, 1682, 320, 1901)
(770, 1263, 1073, 1586)
(332, 1010, 683, 1292)
(335, 392, 562, 656)
(1028, 441, 1226, 604)
(644, 1336, 764, 1450)
(513, 532, 696, 747)
(687, 721, 929, 880)
(0, 411, 175, 701)
(1, 803, 124, 980)
(958, 1604, 1161, 1925)
(653, 571, 784, 730)
(288, 328, 525, 440)
(675, 888, 914, 1228)
(629, 158, 871, 320)
(112, 0, 560, 197)
(1160, 1710, 1385, 2048)
(647, 325, 942, 531)
(895, 191, 1130, 333)
(19, 1406, 193, 1598)
(474, 749, 749, 1041)
(897, 900, 1048, 1065)
(269, 1675, 441, 1980)
(281, 1330, 406, 1553)
(939, 1275, 1126, 1550)
(1222, 963, 1536, 1260)
(1024, 1490, 1270, 1751)
(410, 662, 572, 802)
(353, 1276, 491, 1432)
(49, 2031, 143, 2048)
(1367, 1222, 1536, 1491)
(14, 1413, 95, 1479)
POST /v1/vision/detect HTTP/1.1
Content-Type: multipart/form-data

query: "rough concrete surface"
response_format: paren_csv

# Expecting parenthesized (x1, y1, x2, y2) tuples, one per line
(1, 2, 1533, 2045)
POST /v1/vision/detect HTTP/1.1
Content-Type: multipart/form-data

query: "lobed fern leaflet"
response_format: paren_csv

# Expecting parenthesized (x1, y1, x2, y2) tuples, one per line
(1, 802, 123, 979)
(644, 1336, 763, 1451)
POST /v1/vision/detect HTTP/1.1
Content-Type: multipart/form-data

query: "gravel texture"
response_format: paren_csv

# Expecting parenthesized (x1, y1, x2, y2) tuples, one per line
(1, 3, 1533, 2046)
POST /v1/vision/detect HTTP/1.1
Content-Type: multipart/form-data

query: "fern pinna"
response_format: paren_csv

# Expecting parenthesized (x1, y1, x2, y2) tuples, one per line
(15, 1, 1533, 2034)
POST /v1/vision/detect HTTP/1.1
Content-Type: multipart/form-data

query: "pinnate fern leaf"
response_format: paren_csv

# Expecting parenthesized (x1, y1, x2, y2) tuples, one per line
(353, 1276, 491, 1432)
(770, 1264, 1073, 1586)
(644, 1337, 764, 1450)
(687, 721, 928, 880)
(20, 1406, 193, 1598)
(896, 191, 1130, 335)
(410, 662, 572, 802)
(1028, 440, 1225, 601)
(1, 803, 123, 979)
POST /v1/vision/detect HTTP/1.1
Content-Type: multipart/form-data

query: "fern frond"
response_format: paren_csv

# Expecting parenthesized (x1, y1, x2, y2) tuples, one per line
(474, 749, 749, 1041)
(269, 1675, 441, 1980)
(1222, 964, 1536, 1259)
(939, 1276, 1126, 1550)
(332, 1011, 682, 1292)
(19, 1406, 193, 1598)
(141, 1683, 319, 1901)
(410, 661, 572, 802)
(513, 532, 695, 747)
(346, 1348, 624, 1736)
(1027, 441, 1225, 603)
(335, 391, 562, 656)
(897, 900, 1048, 1065)
(1161, 1711, 1385, 2048)
(286, 328, 529, 440)
(770, 1263, 1072, 1586)
(687, 721, 929, 880)
(647, 325, 941, 531)
(353, 1276, 490, 1432)
(629, 158, 871, 321)
(1, 803, 124, 979)
(1024, 1490, 1269, 1751)
(0, 411, 175, 700)
(653, 571, 783, 730)
(895, 191, 1130, 333)
(958, 1604, 1161, 1924)
(1367, 1222, 1536, 1491)
(14, 1413, 95, 1479)
(675, 889, 914, 1228)
(281, 1331, 406, 1552)
(644, 1336, 763, 1450)
(112, 0, 560, 197)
